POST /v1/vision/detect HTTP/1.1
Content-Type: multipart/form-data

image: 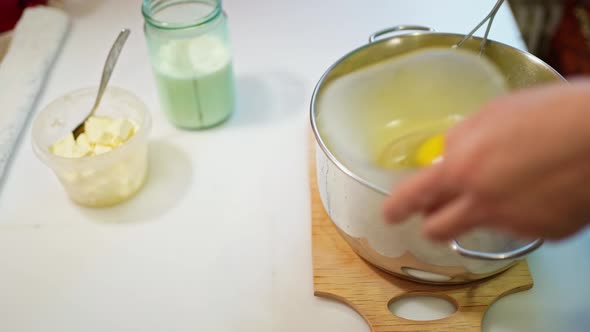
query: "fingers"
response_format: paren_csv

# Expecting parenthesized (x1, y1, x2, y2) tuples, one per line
(422, 195, 476, 241)
(383, 164, 446, 224)
(384, 165, 477, 242)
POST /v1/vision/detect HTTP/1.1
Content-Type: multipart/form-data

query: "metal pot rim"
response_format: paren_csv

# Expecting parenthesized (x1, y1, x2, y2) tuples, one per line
(310, 29, 564, 196)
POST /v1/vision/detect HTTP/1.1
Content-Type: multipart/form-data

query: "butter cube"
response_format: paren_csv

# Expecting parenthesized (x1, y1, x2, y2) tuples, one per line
(50, 133, 76, 157)
(106, 118, 135, 145)
(94, 144, 113, 155)
(51, 116, 138, 159)
(76, 133, 93, 156)
(51, 133, 90, 158)
(73, 146, 91, 158)
(86, 116, 115, 145)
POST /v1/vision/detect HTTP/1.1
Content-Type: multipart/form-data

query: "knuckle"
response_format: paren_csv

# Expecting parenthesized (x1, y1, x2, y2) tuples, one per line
(445, 139, 505, 200)
(445, 147, 489, 194)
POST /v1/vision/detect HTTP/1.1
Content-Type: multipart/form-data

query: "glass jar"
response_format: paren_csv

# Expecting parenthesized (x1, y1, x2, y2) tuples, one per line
(142, 0, 236, 129)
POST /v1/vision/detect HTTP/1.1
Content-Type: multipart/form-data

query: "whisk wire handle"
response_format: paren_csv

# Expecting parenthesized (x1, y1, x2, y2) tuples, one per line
(454, 0, 506, 54)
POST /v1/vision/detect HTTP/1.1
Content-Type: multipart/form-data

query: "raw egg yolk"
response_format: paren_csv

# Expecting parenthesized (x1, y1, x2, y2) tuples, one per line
(415, 134, 444, 167)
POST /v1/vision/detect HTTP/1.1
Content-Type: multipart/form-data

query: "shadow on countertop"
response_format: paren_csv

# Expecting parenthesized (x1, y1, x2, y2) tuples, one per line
(78, 139, 193, 224)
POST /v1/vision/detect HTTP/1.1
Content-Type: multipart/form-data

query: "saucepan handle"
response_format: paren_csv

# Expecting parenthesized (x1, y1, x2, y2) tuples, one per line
(369, 25, 435, 43)
(450, 238, 544, 261)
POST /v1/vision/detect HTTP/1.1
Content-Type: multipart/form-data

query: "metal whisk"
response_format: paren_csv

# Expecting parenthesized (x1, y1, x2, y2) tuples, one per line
(453, 0, 506, 54)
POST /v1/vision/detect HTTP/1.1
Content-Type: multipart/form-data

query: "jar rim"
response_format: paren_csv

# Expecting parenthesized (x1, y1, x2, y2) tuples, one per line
(142, 0, 222, 30)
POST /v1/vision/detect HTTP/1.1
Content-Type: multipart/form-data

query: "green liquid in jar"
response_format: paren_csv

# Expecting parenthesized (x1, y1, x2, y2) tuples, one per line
(151, 35, 236, 129)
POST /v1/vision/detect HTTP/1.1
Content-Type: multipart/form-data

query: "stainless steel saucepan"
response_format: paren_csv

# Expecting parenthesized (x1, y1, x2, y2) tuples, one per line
(310, 26, 564, 284)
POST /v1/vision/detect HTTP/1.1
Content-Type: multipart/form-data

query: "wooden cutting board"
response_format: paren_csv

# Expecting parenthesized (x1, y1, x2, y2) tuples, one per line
(309, 143, 534, 332)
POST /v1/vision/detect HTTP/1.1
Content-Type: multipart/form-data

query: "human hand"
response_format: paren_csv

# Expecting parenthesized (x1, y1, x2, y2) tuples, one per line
(383, 80, 590, 242)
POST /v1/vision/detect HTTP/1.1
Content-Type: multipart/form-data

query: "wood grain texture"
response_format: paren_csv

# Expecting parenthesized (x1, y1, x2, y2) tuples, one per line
(309, 142, 533, 332)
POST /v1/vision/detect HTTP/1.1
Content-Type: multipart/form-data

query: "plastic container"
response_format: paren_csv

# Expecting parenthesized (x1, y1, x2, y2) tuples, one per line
(142, 0, 236, 129)
(31, 87, 152, 207)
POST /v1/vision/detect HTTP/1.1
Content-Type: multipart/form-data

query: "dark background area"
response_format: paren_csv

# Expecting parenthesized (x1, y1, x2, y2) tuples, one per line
(510, 0, 590, 75)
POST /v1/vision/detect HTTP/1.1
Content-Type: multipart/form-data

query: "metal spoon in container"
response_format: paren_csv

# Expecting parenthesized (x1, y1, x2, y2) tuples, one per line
(72, 28, 130, 139)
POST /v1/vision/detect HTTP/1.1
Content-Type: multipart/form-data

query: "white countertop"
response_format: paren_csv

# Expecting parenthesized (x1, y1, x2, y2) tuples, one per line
(1, 1, 589, 331)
